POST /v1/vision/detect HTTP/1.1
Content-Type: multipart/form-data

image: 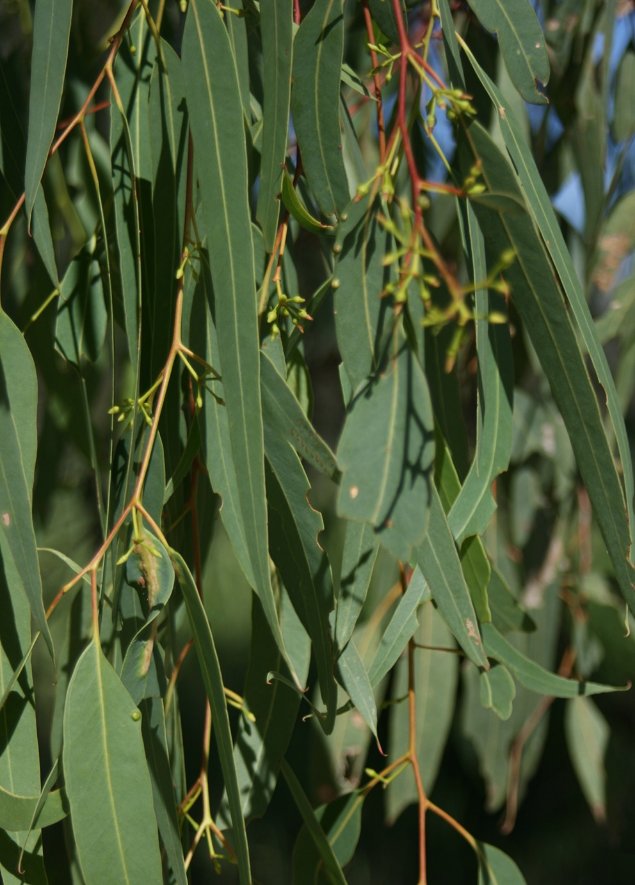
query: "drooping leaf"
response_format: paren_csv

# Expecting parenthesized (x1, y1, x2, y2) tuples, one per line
(337, 639, 379, 743)
(477, 841, 526, 885)
(337, 337, 435, 561)
(0, 785, 66, 831)
(0, 312, 53, 658)
(386, 602, 459, 823)
(55, 238, 107, 365)
(291, 0, 350, 217)
(482, 623, 626, 698)
(462, 41, 635, 559)
(281, 760, 347, 885)
(564, 696, 609, 822)
(261, 350, 339, 480)
(257, 0, 294, 250)
(333, 520, 379, 653)
(265, 440, 337, 731)
(292, 790, 364, 884)
(448, 203, 513, 542)
(414, 488, 489, 669)
(24, 0, 73, 220)
(139, 697, 188, 885)
(465, 0, 549, 103)
(334, 194, 392, 390)
(171, 550, 251, 884)
(224, 589, 311, 822)
(368, 565, 429, 687)
(62, 640, 163, 884)
(479, 664, 516, 721)
(459, 120, 635, 616)
(183, 1, 292, 675)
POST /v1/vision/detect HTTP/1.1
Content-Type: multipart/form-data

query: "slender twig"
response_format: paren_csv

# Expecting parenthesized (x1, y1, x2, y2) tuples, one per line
(362, 0, 387, 162)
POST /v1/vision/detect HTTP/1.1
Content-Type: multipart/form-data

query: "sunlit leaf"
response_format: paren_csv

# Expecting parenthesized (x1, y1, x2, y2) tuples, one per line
(63, 640, 163, 883)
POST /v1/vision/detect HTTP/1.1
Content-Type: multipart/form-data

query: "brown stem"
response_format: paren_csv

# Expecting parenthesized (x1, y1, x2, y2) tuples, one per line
(362, 0, 387, 162)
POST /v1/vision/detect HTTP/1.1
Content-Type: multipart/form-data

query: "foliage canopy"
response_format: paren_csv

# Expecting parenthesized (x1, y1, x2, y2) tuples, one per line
(1, 0, 635, 881)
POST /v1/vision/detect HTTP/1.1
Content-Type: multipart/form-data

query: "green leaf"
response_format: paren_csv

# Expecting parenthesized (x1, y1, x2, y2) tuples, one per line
(183, 1, 293, 676)
(333, 520, 378, 653)
(224, 590, 311, 822)
(461, 41, 635, 567)
(292, 791, 364, 883)
(24, 0, 72, 220)
(55, 238, 107, 365)
(291, 0, 350, 217)
(487, 569, 535, 634)
(477, 842, 526, 884)
(337, 639, 379, 743)
(120, 532, 174, 705)
(337, 338, 435, 561)
(465, 0, 549, 103)
(334, 195, 392, 389)
(368, 565, 429, 687)
(257, 0, 294, 250)
(448, 204, 513, 542)
(482, 623, 626, 697)
(171, 549, 251, 884)
(614, 49, 635, 142)
(434, 433, 492, 623)
(265, 441, 337, 731)
(62, 640, 163, 884)
(0, 785, 66, 832)
(0, 312, 53, 658)
(564, 696, 609, 822)
(281, 760, 347, 885)
(479, 664, 515, 721)
(414, 488, 489, 669)
(261, 350, 339, 480)
(280, 170, 336, 235)
(139, 698, 188, 885)
(459, 120, 635, 616)
(32, 186, 59, 285)
(368, 0, 406, 43)
(386, 602, 459, 822)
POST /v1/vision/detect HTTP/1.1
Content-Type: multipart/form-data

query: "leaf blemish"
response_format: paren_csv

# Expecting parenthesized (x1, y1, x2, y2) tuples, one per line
(465, 619, 481, 643)
(350, 485, 359, 499)
(1, 513, 10, 527)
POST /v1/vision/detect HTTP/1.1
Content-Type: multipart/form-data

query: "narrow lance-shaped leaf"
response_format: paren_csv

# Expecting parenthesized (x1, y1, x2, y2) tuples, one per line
(0, 785, 66, 832)
(24, 0, 73, 221)
(482, 623, 627, 697)
(334, 194, 392, 390)
(183, 0, 294, 677)
(291, 0, 350, 217)
(337, 336, 435, 562)
(565, 696, 609, 822)
(222, 589, 311, 823)
(465, 0, 549, 103)
(257, 0, 293, 250)
(261, 350, 339, 480)
(368, 566, 429, 687)
(171, 550, 252, 885)
(337, 639, 379, 744)
(62, 640, 163, 884)
(0, 312, 53, 658)
(449, 204, 513, 542)
(414, 487, 489, 669)
(281, 760, 347, 885)
(333, 519, 379, 653)
(459, 121, 635, 615)
(461, 39, 635, 554)
(264, 441, 337, 732)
